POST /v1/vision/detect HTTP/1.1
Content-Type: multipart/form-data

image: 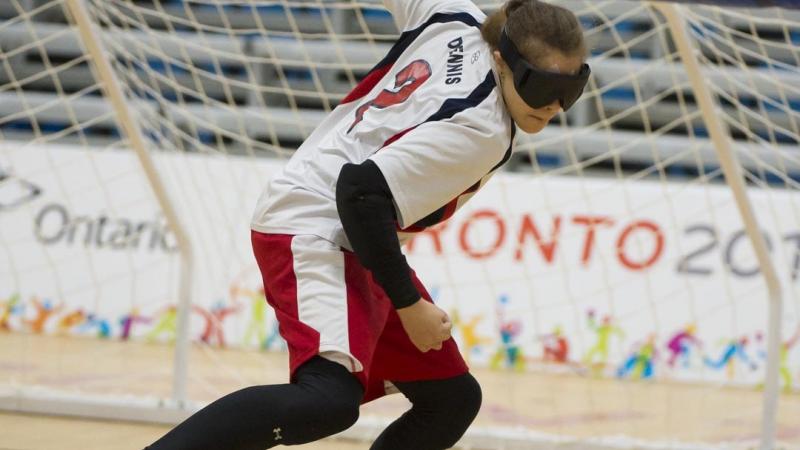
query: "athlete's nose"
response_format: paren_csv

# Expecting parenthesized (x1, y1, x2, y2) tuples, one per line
(543, 99, 561, 112)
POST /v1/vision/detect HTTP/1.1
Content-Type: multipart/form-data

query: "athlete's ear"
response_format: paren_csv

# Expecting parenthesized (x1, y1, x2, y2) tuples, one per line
(492, 50, 504, 67)
(492, 50, 510, 78)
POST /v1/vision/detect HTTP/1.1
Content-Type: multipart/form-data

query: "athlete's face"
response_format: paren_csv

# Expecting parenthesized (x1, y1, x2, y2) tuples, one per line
(493, 50, 584, 134)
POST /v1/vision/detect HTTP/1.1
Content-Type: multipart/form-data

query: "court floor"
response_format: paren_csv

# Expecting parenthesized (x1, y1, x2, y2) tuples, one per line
(0, 412, 364, 450)
(1, 333, 799, 449)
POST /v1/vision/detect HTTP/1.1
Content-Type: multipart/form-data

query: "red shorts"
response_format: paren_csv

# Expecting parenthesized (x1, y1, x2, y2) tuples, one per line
(251, 231, 468, 403)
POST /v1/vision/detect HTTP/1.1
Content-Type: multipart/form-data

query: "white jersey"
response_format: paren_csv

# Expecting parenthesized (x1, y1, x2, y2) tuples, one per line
(251, 0, 515, 249)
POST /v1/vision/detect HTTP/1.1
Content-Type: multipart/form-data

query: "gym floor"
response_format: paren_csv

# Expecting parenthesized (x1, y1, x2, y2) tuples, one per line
(0, 412, 364, 449)
(1, 333, 799, 449)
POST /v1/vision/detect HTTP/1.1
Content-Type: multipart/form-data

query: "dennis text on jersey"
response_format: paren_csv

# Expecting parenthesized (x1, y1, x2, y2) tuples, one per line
(446, 36, 464, 85)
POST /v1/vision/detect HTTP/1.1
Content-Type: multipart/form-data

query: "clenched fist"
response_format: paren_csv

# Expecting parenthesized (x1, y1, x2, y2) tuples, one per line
(396, 299, 452, 352)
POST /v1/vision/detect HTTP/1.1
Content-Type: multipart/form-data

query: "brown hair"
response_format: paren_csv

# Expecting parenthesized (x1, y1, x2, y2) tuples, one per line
(481, 0, 586, 67)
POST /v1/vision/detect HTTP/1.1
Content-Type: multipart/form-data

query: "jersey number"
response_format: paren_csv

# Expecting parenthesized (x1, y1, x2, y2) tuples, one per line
(347, 60, 432, 133)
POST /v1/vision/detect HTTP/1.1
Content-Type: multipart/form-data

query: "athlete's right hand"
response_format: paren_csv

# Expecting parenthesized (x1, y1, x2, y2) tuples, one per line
(396, 299, 452, 353)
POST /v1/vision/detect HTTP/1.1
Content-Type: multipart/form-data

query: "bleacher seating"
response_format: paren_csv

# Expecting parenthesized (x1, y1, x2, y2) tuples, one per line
(1, 0, 798, 179)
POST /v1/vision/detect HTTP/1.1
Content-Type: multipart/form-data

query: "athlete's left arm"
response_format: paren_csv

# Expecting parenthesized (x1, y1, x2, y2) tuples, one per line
(336, 160, 422, 310)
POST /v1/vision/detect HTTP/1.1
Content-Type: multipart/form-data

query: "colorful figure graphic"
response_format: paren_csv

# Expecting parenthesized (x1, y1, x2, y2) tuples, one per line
(617, 333, 657, 379)
(229, 267, 285, 351)
(78, 313, 112, 338)
(0, 293, 22, 331)
(451, 308, 492, 364)
(753, 331, 768, 363)
(25, 297, 63, 333)
(119, 307, 150, 340)
(146, 305, 178, 343)
(704, 336, 757, 379)
(234, 286, 270, 349)
(540, 325, 570, 364)
(490, 295, 526, 371)
(666, 324, 702, 368)
(57, 309, 87, 335)
(263, 319, 286, 351)
(583, 310, 624, 369)
(780, 328, 800, 392)
(194, 300, 241, 347)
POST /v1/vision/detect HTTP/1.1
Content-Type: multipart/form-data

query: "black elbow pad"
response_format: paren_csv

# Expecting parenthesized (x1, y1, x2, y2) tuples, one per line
(337, 161, 393, 210)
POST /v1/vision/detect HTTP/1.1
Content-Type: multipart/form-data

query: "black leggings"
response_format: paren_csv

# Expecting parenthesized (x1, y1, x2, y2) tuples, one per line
(371, 372, 482, 450)
(145, 356, 481, 450)
(145, 357, 362, 450)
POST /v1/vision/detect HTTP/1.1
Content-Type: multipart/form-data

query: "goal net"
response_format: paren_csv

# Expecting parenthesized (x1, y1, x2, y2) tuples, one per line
(0, 1, 798, 449)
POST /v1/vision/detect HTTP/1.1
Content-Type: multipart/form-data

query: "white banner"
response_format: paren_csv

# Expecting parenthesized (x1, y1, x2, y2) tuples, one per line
(1, 143, 798, 388)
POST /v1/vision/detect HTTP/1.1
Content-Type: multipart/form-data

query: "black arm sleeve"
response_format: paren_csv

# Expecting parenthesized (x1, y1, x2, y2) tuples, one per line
(336, 160, 421, 309)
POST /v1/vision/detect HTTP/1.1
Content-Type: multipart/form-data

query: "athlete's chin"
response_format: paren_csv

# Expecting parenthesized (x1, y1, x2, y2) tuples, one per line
(518, 120, 547, 134)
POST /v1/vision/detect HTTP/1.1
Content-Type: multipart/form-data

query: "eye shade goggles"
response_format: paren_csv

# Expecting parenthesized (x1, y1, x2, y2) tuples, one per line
(498, 27, 590, 111)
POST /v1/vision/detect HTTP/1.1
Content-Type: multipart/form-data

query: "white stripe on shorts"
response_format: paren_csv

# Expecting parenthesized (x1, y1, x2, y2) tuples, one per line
(291, 235, 363, 372)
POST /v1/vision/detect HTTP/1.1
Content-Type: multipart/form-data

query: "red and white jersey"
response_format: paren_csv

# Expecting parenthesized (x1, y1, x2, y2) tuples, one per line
(251, 0, 515, 248)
